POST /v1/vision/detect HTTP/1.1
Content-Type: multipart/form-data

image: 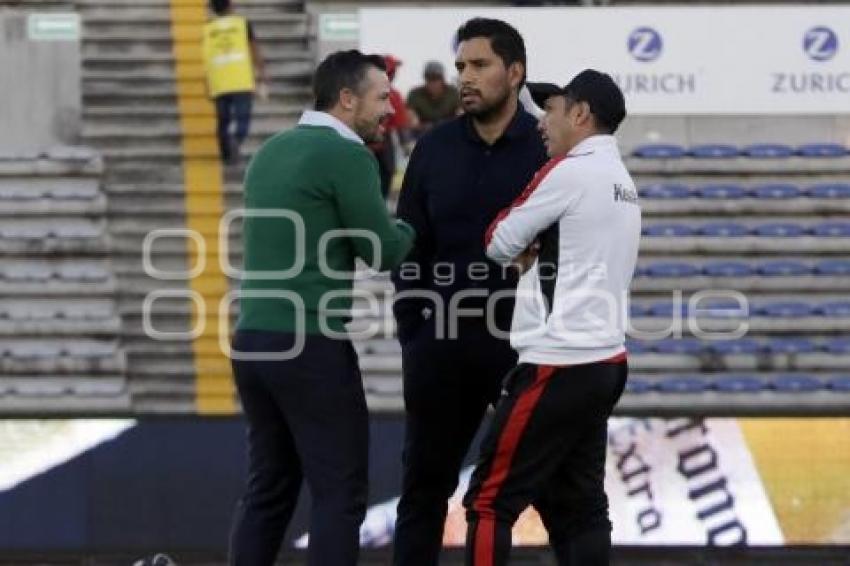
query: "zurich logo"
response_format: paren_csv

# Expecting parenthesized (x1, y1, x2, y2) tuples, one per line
(804, 26, 838, 61)
(628, 27, 663, 62)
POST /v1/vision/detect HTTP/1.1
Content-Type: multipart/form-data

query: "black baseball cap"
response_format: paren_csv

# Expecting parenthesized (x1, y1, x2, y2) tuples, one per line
(528, 69, 627, 133)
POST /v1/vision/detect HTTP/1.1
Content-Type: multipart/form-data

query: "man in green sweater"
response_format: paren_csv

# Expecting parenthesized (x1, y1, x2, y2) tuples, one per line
(228, 50, 414, 566)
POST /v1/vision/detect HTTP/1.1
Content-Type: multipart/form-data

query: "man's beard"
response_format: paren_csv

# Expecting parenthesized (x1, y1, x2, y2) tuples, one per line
(354, 116, 382, 143)
(465, 86, 512, 122)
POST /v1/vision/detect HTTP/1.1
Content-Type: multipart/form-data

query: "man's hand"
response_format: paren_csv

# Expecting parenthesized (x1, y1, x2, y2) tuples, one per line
(512, 240, 540, 274)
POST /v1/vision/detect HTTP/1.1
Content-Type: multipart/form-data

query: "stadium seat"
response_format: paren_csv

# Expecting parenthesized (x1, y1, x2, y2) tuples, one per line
(742, 143, 794, 158)
(642, 224, 695, 237)
(689, 144, 739, 159)
(772, 374, 823, 393)
(6, 303, 56, 321)
(632, 144, 686, 158)
(766, 337, 816, 354)
(0, 186, 38, 201)
(699, 222, 749, 237)
(812, 222, 850, 237)
(808, 183, 850, 198)
(757, 301, 814, 317)
(696, 300, 749, 318)
(796, 143, 848, 158)
(828, 376, 850, 392)
(645, 262, 700, 278)
(709, 339, 762, 355)
(49, 185, 99, 200)
(9, 342, 63, 359)
(757, 260, 810, 276)
(825, 338, 850, 354)
(695, 184, 747, 199)
(53, 222, 101, 239)
(2, 263, 53, 281)
(1, 223, 50, 240)
(702, 261, 754, 277)
(815, 259, 850, 276)
(653, 337, 703, 354)
(647, 302, 689, 317)
(630, 303, 650, 317)
(816, 301, 850, 317)
(657, 376, 709, 393)
(714, 375, 764, 393)
(638, 183, 691, 199)
(56, 264, 110, 282)
(625, 378, 654, 394)
(625, 340, 649, 354)
(753, 223, 806, 237)
(750, 184, 802, 199)
(66, 341, 117, 358)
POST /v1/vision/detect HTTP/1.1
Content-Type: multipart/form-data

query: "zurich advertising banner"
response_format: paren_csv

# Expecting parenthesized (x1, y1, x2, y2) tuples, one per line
(359, 6, 850, 115)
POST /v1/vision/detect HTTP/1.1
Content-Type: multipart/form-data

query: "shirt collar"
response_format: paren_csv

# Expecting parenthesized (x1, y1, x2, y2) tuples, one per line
(568, 134, 618, 156)
(463, 105, 537, 146)
(298, 110, 364, 145)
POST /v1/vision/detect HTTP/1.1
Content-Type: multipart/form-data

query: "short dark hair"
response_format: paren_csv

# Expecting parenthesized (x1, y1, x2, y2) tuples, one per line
(210, 0, 230, 15)
(454, 18, 527, 87)
(313, 50, 387, 111)
(564, 69, 627, 134)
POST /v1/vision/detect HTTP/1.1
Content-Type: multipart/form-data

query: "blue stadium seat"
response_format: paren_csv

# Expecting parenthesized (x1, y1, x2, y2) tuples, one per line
(796, 143, 848, 158)
(632, 144, 686, 158)
(816, 301, 850, 317)
(642, 224, 695, 237)
(808, 183, 850, 198)
(757, 260, 811, 276)
(638, 183, 691, 199)
(714, 375, 764, 393)
(709, 339, 762, 355)
(653, 337, 703, 354)
(689, 144, 740, 159)
(766, 337, 816, 354)
(696, 300, 749, 318)
(753, 223, 806, 237)
(648, 302, 689, 317)
(815, 259, 850, 276)
(757, 301, 814, 317)
(699, 222, 749, 237)
(695, 184, 747, 199)
(657, 376, 709, 394)
(625, 378, 654, 394)
(625, 340, 649, 354)
(645, 262, 700, 278)
(812, 222, 850, 237)
(828, 376, 850, 392)
(630, 303, 649, 317)
(772, 374, 823, 393)
(750, 184, 802, 199)
(743, 144, 794, 158)
(825, 338, 850, 354)
(702, 261, 754, 277)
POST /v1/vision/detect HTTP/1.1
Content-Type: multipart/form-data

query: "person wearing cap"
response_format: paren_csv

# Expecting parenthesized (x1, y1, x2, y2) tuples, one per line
(391, 18, 548, 566)
(463, 69, 641, 566)
(406, 60, 460, 136)
(369, 55, 411, 198)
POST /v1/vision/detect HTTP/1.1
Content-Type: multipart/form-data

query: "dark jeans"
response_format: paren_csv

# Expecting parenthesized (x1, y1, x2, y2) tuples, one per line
(228, 330, 368, 566)
(215, 92, 253, 162)
(393, 320, 517, 566)
(463, 358, 628, 566)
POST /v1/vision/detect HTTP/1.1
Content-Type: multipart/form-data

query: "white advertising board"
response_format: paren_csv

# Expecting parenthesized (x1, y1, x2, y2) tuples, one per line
(359, 7, 850, 115)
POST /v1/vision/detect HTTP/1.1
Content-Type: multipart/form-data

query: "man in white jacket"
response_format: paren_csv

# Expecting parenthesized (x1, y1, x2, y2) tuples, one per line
(463, 69, 641, 566)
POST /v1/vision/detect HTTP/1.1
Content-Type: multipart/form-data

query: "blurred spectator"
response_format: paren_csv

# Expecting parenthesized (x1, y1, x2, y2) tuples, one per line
(369, 54, 411, 198)
(202, 0, 268, 165)
(406, 61, 460, 136)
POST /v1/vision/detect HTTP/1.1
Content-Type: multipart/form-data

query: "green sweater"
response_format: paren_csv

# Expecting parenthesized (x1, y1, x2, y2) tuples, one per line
(236, 124, 415, 335)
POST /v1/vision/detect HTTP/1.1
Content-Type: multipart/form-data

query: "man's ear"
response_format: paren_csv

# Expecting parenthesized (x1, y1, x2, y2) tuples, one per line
(338, 87, 356, 111)
(575, 101, 593, 127)
(508, 62, 525, 90)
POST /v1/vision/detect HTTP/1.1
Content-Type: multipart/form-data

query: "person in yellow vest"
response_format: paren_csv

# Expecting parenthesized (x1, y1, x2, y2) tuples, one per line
(203, 0, 267, 164)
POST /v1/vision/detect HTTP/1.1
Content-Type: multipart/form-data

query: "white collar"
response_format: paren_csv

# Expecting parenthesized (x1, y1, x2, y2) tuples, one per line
(298, 110, 363, 145)
(569, 135, 617, 156)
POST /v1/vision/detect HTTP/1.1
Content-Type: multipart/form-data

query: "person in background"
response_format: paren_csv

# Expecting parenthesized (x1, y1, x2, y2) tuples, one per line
(406, 60, 460, 137)
(369, 54, 411, 199)
(202, 0, 268, 164)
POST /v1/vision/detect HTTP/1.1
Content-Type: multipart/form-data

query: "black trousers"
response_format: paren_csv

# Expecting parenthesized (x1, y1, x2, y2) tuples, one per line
(463, 356, 627, 566)
(215, 92, 253, 162)
(228, 330, 368, 566)
(393, 320, 517, 566)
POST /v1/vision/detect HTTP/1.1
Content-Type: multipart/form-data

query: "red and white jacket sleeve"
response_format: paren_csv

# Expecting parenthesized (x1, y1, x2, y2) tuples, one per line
(484, 156, 577, 265)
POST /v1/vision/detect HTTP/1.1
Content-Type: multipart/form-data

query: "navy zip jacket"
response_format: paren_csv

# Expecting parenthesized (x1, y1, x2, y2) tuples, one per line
(391, 107, 548, 343)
